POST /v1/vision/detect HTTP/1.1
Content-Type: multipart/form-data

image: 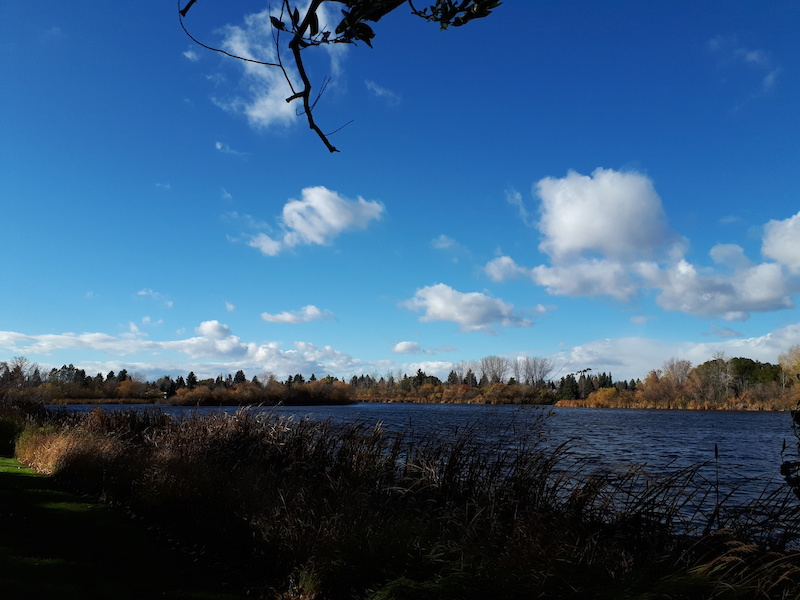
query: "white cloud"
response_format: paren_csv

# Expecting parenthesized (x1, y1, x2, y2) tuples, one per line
(432, 234, 456, 250)
(246, 186, 384, 256)
(392, 341, 423, 354)
(402, 283, 532, 333)
(225, 301, 235, 312)
(549, 321, 800, 381)
(183, 49, 200, 62)
(365, 80, 400, 106)
(136, 288, 174, 308)
(490, 168, 798, 320)
(630, 315, 653, 325)
(485, 256, 527, 282)
(506, 188, 535, 227)
(3, 319, 800, 383)
(487, 255, 639, 302)
(710, 243, 751, 269)
(214, 5, 347, 131)
(261, 305, 335, 324)
(763, 211, 800, 274)
(215, 141, 245, 155)
(646, 259, 793, 320)
(531, 259, 639, 301)
(248, 233, 282, 256)
(705, 324, 743, 339)
(536, 168, 681, 262)
(708, 35, 781, 97)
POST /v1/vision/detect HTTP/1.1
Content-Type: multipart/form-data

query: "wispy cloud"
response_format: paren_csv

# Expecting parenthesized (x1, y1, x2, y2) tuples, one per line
(215, 141, 245, 155)
(245, 186, 384, 256)
(183, 48, 200, 62)
(136, 288, 174, 308)
(431, 234, 468, 262)
(225, 301, 235, 312)
(704, 324, 743, 339)
(365, 80, 400, 106)
(212, 5, 347, 131)
(261, 305, 335, 324)
(708, 35, 782, 99)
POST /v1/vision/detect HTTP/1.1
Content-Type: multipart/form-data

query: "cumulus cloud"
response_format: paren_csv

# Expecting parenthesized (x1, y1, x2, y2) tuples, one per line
(402, 283, 532, 333)
(392, 341, 423, 354)
(488, 168, 798, 320)
(763, 211, 800, 274)
(0, 320, 372, 380)
(710, 243, 751, 269)
(213, 6, 346, 131)
(246, 186, 384, 256)
(536, 168, 680, 262)
(261, 305, 335, 324)
(646, 260, 793, 320)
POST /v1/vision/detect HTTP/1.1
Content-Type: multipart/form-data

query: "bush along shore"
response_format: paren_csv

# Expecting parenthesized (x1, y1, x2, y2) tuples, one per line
(4, 396, 800, 599)
(4, 351, 800, 409)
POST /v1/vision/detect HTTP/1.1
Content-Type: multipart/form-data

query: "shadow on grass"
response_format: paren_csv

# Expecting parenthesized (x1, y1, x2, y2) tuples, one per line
(0, 457, 245, 600)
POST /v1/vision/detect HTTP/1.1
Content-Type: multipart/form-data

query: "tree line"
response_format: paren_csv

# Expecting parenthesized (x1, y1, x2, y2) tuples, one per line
(2, 345, 799, 408)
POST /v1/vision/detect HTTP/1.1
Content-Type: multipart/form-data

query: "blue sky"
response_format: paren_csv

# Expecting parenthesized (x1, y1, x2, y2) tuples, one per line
(2, 1, 799, 383)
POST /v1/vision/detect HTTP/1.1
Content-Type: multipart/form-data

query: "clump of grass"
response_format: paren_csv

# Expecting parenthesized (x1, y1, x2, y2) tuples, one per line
(5, 396, 800, 599)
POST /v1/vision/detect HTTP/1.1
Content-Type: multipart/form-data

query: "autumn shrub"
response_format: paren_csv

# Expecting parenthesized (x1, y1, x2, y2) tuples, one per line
(6, 400, 800, 599)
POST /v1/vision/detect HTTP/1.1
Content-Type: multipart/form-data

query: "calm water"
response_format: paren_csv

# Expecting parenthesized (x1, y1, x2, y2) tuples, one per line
(67, 402, 799, 503)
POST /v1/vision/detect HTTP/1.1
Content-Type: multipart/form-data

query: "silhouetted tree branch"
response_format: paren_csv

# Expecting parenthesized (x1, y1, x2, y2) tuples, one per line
(179, 0, 501, 152)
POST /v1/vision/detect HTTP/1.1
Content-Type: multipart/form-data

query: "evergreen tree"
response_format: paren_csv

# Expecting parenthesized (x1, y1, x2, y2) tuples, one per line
(559, 375, 580, 400)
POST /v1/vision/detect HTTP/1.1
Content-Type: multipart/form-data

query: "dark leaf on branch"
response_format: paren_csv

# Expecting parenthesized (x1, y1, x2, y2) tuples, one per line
(270, 16, 287, 31)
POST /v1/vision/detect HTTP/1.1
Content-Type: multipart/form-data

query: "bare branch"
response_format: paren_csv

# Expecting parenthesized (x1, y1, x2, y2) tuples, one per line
(178, 1, 499, 152)
(178, 1, 280, 67)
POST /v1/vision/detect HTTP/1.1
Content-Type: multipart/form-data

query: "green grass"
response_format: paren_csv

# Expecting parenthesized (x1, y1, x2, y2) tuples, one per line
(0, 456, 246, 600)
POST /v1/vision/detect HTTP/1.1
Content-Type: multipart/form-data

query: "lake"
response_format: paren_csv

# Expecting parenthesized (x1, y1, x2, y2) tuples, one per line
(65, 402, 799, 505)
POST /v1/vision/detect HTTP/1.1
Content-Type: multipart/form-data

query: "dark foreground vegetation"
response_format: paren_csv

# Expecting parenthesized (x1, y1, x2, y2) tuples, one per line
(4, 395, 800, 598)
(0, 455, 244, 599)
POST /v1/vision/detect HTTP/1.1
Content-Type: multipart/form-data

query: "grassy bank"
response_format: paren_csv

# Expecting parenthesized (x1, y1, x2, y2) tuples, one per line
(3, 397, 800, 598)
(0, 455, 245, 599)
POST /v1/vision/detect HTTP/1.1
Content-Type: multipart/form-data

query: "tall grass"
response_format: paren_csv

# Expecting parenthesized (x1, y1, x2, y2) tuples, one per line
(5, 398, 800, 599)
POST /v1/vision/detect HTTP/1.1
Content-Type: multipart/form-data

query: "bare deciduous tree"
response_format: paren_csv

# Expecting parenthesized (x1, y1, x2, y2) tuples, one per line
(479, 355, 510, 384)
(520, 356, 553, 387)
(662, 357, 692, 384)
